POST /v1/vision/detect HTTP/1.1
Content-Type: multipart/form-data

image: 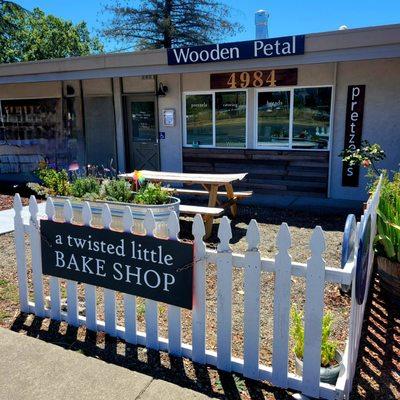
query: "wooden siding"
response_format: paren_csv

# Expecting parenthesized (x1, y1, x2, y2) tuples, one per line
(182, 148, 329, 197)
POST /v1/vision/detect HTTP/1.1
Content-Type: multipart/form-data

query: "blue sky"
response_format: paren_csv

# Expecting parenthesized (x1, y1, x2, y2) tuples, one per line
(18, 0, 400, 51)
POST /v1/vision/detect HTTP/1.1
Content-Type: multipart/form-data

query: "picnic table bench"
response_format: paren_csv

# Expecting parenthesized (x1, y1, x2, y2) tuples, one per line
(119, 170, 251, 239)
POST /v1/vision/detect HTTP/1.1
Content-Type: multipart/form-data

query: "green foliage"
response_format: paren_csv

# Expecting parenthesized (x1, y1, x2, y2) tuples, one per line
(0, 6, 103, 63)
(133, 183, 170, 205)
(102, 0, 243, 50)
(29, 166, 71, 197)
(291, 307, 338, 367)
(100, 179, 134, 203)
(374, 172, 400, 262)
(70, 177, 101, 199)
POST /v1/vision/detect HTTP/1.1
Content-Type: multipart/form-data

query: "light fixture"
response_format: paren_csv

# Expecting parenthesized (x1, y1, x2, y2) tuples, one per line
(156, 82, 168, 96)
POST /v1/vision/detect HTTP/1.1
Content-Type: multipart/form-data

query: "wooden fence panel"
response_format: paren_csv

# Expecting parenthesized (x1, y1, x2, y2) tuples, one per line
(216, 216, 233, 371)
(272, 223, 292, 387)
(192, 214, 207, 364)
(46, 198, 61, 320)
(13, 194, 29, 313)
(123, 207, 137, 345)
(64, 200, 79, 326)
(29, 196, 45, 317)
(144, 210, 159, 349)
(302, 227, 326, 398)
(243, 219, 261, 379)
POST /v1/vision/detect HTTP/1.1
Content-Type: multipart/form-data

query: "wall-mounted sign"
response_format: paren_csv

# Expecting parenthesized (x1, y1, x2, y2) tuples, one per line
(167, 35, 305, 65)
(342, 85, 366, 187)
(162, 108, 175, 127)
(159, 131, 166, 139)
(210, 68, 297, 89)
(40, 220, 194, 309)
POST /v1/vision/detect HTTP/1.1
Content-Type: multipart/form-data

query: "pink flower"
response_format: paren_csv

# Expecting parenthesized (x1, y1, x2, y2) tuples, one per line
(68, 162, 79, 171)
(362, 159, 371, 167)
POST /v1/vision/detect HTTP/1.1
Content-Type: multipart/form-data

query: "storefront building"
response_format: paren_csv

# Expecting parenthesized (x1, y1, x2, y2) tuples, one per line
(0, 24, 399, 201)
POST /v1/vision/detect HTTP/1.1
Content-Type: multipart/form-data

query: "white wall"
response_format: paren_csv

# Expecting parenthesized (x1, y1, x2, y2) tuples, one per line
(157, 74, 183, 172)
(330, 58, 400, 200)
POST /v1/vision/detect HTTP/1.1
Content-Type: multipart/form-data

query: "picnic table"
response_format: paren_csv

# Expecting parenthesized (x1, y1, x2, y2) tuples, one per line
(119, 170, 251, 238)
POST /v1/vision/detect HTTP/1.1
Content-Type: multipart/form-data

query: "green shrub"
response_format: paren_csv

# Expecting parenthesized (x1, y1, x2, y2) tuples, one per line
(100, 179, 134, 203)
(70, 176, 101, 199)
(291, 307, 337, 367)
(30, 166, 71, 196)
(133, 183, 170, 205)
(375, 172, 400, 262)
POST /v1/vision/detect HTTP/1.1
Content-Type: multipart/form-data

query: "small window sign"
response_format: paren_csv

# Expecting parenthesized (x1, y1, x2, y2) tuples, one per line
(163, 109, 175, 127)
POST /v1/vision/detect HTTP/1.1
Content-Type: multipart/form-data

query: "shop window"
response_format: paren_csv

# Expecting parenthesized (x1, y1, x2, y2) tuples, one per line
(184, 91, 246, 148)
(292, 87, 332, 149)
(185, 94, 213, 146)
(215, 91, 246, 148)
(257, 90, 290, 147)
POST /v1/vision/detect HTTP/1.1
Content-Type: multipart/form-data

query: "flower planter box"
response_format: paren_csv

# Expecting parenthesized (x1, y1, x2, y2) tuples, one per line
(52, 196, 180, 239)
(294, 350, 343, 385)
(376, 256, 400, 304)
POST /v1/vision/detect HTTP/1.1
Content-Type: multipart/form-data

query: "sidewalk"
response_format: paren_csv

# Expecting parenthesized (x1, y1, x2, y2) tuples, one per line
(0, 202, 46, 234)
(0, 328, 216, 400)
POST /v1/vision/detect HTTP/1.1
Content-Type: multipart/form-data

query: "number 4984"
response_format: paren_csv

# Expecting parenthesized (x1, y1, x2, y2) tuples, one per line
(227, 70, 277, 89)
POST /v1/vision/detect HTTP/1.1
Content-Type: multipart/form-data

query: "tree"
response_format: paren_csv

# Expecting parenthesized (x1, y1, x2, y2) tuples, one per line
(102, 0, 243, 50)
(0, 6, 104, 63)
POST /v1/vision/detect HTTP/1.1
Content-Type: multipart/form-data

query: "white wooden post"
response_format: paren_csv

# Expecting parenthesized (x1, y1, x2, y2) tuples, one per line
(167, 211, 182, 356)
(302, 226, 326, 398)
(46, 198, 61, 320)
(272, 223, 292, 387)
(64, 200, 79, 326)
(144, 209, 159, 349)
(123, 207, 137, 344)
(192, 214, 207, 364)
(29, 195, 45, 317)
(216, 216, 233, 371)
(243, 219, 261, 379)
(82, 202, 97, 331)
(13, 194, 29, 313)
(102, 204, 116, 336)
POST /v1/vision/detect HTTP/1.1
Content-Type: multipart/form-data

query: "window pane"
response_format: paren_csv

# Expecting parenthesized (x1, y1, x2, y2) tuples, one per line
(186, 94, 213, 146)
(257, 91, 290, 147)
(215, 91, 246, 148)
(293, 87, 332, 149)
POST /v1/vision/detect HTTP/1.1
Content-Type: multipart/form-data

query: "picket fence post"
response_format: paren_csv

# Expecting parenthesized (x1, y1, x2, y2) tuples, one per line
(82, 202, 97, 331)
(167, 211, 182, 356)
(123, 207, 137, 344)
(29, 195, 45, 317)
(216, 216, 233, 371)
(13, 194, 29, 313)
(302, 226, 326, 398)
(192, 214, 207, 364)
(272, 223, 292, 387)
(64, 200, 79, 326)
(102, 204, 116, 336)
(144, 209, 159, 349)
(243, 219, 261, 379)
(46, 198, 61, 320)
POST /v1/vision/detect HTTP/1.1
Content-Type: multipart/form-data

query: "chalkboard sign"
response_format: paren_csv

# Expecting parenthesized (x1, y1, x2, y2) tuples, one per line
(210, 68, 298, 90)
(40, 220, 194, 309)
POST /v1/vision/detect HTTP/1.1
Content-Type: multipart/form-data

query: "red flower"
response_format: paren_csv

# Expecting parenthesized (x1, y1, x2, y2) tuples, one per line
(362, 159, 371, 167)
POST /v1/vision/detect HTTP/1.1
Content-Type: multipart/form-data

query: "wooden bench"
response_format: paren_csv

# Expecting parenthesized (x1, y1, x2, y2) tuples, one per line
(166, 187, 253, 198)
(179, 204, 224, 216)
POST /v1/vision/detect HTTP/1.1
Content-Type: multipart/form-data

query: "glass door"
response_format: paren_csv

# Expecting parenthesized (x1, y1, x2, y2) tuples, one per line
(125, 95, 160, 171)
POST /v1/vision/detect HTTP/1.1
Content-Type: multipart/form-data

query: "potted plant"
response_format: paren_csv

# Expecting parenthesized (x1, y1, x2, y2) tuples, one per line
(28, 165, 180, 238)
(291, 307, 343, 385)
(374, 172, 400, 303)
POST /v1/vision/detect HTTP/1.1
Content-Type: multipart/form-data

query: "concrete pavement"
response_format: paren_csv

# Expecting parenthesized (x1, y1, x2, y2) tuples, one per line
(0, 328, 217, 400)
(0, 202, 46, 234)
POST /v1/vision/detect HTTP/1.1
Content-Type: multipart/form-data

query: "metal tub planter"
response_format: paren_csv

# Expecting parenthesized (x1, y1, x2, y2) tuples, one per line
(52, 196, 180, 239)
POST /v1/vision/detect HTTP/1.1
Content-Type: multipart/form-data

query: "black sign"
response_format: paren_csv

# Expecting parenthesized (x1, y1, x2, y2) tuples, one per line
(167, 35, 305, 65)
(40, 220, 194, 309)
(342, 85, 366, 187)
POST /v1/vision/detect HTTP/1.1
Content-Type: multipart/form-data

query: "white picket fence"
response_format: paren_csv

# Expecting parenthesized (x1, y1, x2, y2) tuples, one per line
(12, 180, 381, 400)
